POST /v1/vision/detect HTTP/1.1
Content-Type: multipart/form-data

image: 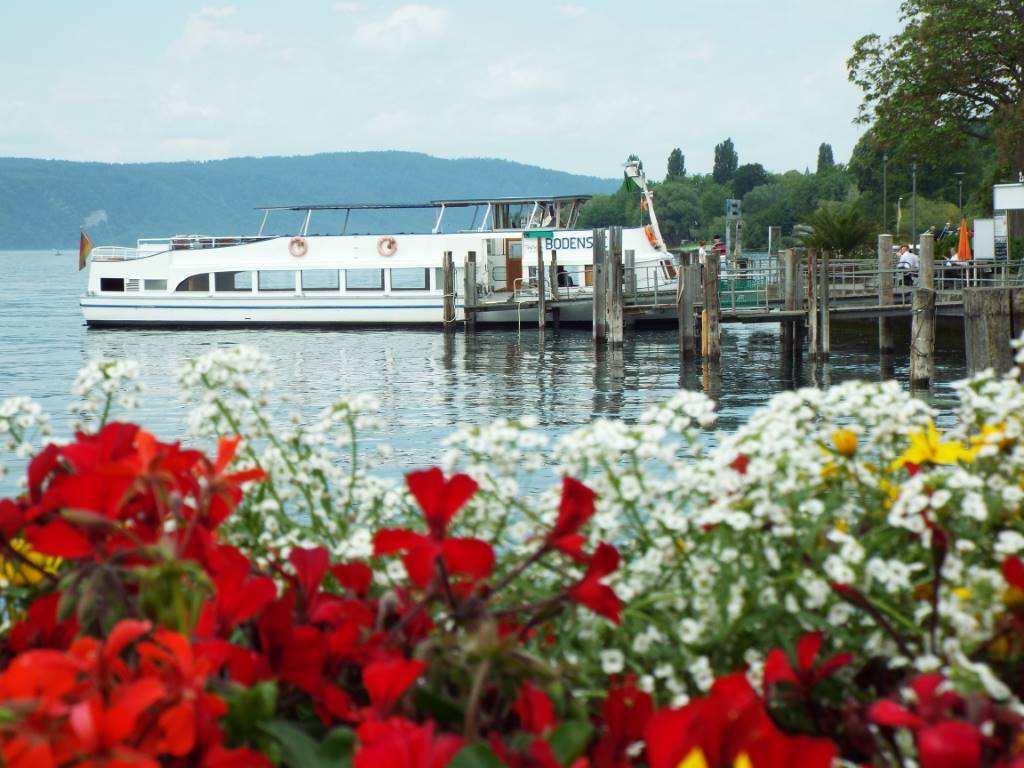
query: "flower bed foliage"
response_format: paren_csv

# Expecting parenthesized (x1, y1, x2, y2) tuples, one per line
(0, 338, 1023, 767)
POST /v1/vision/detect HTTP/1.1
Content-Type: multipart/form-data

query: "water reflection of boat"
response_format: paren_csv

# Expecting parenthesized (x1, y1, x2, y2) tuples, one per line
(80, 160, 677, 327)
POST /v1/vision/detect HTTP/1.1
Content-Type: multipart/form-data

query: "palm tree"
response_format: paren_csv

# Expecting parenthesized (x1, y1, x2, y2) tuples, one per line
(797, 202, 875, 257)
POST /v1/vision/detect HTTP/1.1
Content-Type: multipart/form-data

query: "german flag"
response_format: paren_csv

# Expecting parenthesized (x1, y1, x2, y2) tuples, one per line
(79, 231, 93, 271)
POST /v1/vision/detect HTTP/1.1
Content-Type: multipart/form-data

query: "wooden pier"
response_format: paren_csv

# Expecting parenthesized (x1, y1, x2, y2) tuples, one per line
(452, 228, 1022, 384)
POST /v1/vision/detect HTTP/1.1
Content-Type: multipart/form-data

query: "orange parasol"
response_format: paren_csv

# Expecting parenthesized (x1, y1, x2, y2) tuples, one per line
(956, 218, 972, 261)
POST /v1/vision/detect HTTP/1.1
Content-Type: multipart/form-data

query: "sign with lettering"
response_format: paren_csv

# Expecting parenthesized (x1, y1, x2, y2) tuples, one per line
(522, 231, 595, 258)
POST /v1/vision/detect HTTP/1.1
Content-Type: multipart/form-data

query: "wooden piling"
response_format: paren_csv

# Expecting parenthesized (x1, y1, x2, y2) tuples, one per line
(919, 232, 934, 290)
(679, 262, 698, 360)
(536, 240, 546, 331)
(820, 249, 831, 357)
(781, 248, 798, 350)
(607, 226, 624, 347)
(624, 249, 636, 299)
(549, 249, 559, 301)
(442, 251, 455, 333)
(878, 234, 895, 353)
(463, 252, 477, 332)
(807, 248, 819, 356)
(963, 288, 1020, 375)
(592, 229, 607, 342)
(910, 288, 936, 386)
(702, 246, 720, 360)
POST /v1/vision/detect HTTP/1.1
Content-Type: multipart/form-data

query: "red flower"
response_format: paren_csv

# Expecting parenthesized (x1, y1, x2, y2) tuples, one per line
(568, 543, 623, 624)
(646, 673, 835, 768)
(363, 658, 427, 717)
(763, 631, 852, 693)
(7, 593, 79, 653)
(869, 673, 981, 768)
(197, 545, 276, 638)
(592, 674, 653, 768)
(1003, 555, 1024, 590)
(730, 454, 749, 475)
(354, 717, 463, 768)
(548, 477, 597, 561)
(199, 436, 266, 529)
(406, 467, 478, 538)
(513, 681, 558, 735)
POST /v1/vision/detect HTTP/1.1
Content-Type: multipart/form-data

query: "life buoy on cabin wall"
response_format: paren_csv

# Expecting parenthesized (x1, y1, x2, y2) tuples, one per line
(644, 225, 658, 248)
(288, 236, 308, 257)
(377, 236, 397, 257)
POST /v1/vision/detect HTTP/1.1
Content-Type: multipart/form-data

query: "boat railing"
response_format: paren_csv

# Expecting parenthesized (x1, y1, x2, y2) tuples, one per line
(138, 235, 272, 251)
(91, 246, 145, 262)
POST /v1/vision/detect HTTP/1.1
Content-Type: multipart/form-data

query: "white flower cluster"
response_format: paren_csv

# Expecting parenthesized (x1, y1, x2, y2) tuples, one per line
(0, 396, 51, 479)
(70, 358, 143, 432)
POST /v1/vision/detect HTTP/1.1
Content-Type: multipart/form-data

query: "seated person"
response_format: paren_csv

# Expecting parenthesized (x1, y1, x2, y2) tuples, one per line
(556, 266, 575, 287)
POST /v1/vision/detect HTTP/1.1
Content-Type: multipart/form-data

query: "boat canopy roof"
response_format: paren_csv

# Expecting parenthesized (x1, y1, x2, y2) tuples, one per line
(256, 195, 594, 235)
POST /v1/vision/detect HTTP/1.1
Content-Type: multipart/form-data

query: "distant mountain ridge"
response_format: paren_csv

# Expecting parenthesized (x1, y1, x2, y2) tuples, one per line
(0, 151, 620, 249)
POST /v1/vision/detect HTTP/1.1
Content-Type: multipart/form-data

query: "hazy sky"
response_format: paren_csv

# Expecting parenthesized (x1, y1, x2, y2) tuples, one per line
(0, 1, 902, 178)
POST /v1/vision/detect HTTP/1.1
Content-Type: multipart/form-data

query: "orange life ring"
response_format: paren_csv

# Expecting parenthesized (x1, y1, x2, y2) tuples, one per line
(644, 225, 658, 248)
(377, 236, 397, 257)
(288, 236, 308, 257)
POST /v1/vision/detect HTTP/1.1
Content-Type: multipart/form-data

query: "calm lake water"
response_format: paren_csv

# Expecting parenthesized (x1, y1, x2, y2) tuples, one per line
(0, 250, 967, 493)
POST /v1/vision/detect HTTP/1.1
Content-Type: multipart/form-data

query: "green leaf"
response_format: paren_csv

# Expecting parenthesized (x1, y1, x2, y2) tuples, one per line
(448, 742, 508, 768)
(412, 686, 465, 728)
(547, 721, 593, 766)
(259, 721, 356, 768)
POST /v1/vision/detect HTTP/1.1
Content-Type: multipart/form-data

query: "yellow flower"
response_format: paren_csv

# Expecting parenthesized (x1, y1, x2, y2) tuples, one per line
(676, 749, 751, 768)
(970, 422, 1015, 450)
(820, 461, 838, 480)
(834, 519, 849, 534)
(878, 478, 901, 509)
(952, 587, 972, 601)
(831, 429, 858, 458)
(0, 539, 61, 586)
(890, 420, 977, 472)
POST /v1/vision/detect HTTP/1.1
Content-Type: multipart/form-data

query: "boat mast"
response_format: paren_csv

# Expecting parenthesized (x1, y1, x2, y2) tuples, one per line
(624, 159, 667, 251)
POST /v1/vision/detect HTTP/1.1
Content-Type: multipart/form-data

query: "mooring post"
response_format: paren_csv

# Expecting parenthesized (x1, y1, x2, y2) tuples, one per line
(878, 234, 895, 353)
(537, 238, 546, 331)
(769, 225, 782, 297)
(624, 248, 636, 300)
(442, 251, 455, 333)
(607, 226, 624, 347)
(549, 249, 559, 301)
(910, 288, 936, 386)
(807, 247, 819, 357)
(919, 232, 935, 291)
(963, 288, 1020, 375)
(463, 252, 477, 332)
(680, 261, 698, 360)
(820, 249, 831, 357)
(781, 248, 798, 350)
(702, 245, 721, 360)
(592, 229, 607, 342)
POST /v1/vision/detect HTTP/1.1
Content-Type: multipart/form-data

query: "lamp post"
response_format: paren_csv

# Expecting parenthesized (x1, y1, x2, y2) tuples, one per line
(954, 171, 965, 219)
(882, 151, 888, 233)
(911, 161, 917, 247)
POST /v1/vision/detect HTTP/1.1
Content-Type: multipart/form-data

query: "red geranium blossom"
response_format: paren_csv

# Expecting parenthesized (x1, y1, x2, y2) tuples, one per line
(568, 542, 623, 624)
(763, 631, 852, 694)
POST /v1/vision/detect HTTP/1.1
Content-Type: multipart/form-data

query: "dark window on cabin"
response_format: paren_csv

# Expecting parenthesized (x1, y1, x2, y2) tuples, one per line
(100, 278, 125, 292)
(215, 271, 252, 292)
(390, 268, 429, 291)
(345, 269, 384, 291)
(175, 274, 210, 292)
(302, 270, 340, 291)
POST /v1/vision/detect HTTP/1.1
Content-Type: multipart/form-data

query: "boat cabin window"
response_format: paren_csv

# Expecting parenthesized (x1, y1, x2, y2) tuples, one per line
(345, 269, 384, 291)
(215, 271, 253, 292)
(100, 278, 125, 292)
(390, 268, 429, 291)
(175, 274, 210, 292)
(144, 279, 167, 291)
(258, 271, 296, 292)
(302, 269, 340, 291)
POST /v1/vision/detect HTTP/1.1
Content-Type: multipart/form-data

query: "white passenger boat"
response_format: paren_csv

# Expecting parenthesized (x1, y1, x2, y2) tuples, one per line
(80, 161, 678, 326)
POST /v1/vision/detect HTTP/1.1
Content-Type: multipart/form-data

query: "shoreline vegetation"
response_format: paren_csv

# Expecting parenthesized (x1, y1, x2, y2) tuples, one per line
(0, 336, 1023, 765)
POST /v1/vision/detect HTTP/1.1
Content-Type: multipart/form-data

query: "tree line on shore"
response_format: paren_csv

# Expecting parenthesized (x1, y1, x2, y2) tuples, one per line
(581, 0, 1022, 258)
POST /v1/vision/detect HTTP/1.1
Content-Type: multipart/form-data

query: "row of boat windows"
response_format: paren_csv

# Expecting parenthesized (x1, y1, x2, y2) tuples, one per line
(99, 269, 437, 294)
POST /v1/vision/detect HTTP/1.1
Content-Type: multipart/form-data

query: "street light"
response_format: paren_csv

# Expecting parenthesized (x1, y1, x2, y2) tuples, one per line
(911, 161, 917, 248)
(953, 171, 965, 219)
(882, 151, 889, 233)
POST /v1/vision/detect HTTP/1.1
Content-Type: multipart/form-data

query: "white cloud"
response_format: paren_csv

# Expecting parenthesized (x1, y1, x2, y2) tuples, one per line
(556, 4, 587, 17)
(167, 6, 262, 61)
(354, 5, 447, 48)
(332, 1, 360, 11)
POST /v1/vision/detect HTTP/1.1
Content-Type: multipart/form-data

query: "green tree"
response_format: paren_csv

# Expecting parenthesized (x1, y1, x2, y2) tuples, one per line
(732, 163, 769, 200)
(848, 0, 1024, 237)
(817, 143, 835, 174)
(712, 138, 738, 184)
(666, 148, 686, 180)
(797, 202, 875, 257)
(651, 179, 700, 245)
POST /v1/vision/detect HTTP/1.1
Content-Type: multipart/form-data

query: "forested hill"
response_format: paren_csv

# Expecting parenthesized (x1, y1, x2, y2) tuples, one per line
(0, 152, 619, 249)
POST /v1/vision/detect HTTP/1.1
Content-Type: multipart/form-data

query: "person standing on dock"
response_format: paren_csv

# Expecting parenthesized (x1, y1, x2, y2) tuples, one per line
(697, 240, 707, 267)
(896, 243, 919, 285)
